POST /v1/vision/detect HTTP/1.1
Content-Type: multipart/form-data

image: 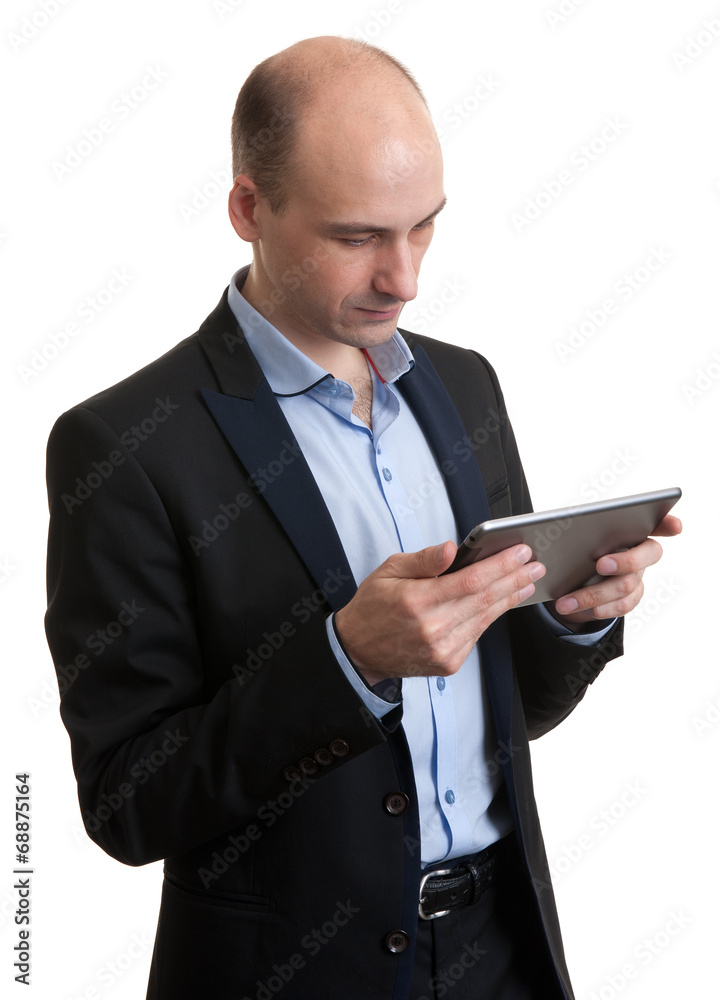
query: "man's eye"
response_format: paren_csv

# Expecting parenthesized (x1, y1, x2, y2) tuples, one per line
(341, 237, 372, 247)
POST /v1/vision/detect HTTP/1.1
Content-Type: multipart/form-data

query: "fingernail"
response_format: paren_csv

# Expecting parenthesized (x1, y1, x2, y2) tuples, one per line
(434, 542, 448, 563)
(518, 583, 535, 601)
(529, 563, 545, 582)
(515, 545, 532, 564)
(555, 597, 578, 614)
(598, 557, 618, 574)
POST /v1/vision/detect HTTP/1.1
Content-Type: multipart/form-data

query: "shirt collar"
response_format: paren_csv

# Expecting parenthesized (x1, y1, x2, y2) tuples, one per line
(227, 268, 414, 396)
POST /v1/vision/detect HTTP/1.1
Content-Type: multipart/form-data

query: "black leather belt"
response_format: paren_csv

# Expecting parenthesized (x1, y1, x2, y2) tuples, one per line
(418, 837, 509, 920)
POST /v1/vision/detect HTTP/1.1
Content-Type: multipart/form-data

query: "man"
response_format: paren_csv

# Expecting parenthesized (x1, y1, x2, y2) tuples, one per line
(45, 36, 680, 1000)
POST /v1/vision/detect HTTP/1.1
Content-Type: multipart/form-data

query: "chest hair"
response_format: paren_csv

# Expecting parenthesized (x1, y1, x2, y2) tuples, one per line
(348, 371, 374, 429)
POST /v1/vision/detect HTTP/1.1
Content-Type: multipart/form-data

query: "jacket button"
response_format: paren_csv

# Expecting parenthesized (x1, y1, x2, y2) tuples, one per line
(298, 757, 318, 776)
(282, 766, 302, 783)
(383, 793, 409, 816)
(329, 739, 350, 757)
(314, 748, 334, 766)
(384, 930, 410, 954)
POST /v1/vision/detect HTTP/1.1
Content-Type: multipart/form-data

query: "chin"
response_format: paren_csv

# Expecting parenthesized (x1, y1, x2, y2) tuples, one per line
(353, 317, 400, 342)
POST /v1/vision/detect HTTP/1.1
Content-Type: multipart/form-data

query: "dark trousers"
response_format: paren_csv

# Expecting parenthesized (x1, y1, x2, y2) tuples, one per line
(409, 838, 569, 1000)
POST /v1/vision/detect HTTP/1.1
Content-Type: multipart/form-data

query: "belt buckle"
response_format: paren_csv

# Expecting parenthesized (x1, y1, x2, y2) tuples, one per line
(418, 868, 453, 920)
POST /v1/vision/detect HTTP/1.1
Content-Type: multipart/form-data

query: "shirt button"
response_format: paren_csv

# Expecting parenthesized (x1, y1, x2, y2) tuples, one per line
(445, 789, 456, 805)
(382, 468, 392, 482)
(436, 678, 446, 691)
(384, 930, 410, 954)
(376, 444, 382, 455)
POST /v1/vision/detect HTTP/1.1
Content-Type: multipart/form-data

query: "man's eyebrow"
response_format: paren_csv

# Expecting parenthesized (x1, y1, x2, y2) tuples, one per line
(324, 197, 447, 236)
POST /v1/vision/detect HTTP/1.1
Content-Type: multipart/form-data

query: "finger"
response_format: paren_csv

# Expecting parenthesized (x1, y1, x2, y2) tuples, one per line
(443, 546, 546, 627)
(555, 572, 642, 619)
(383, 540, 458, 581)
(595, 537, 663, 576)
(649, 513, 682, 537)
(443, 543, 534, 597)
(440, 545, 545, 621)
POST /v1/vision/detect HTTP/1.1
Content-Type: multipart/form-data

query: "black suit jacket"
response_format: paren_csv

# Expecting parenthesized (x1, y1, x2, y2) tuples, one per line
(45, 286, 623, 1000)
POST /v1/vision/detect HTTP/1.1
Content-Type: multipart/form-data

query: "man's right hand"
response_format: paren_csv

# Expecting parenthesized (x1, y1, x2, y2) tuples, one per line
(334, 540, 546, 687)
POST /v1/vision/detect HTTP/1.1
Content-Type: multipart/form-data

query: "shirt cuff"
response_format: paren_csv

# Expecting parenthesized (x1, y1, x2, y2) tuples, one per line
(325, 614, 400, 719)
(535, 602, 618, 645)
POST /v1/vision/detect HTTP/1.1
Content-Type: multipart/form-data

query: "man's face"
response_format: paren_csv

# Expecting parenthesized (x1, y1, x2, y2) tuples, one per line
(244, 106, 445, 353)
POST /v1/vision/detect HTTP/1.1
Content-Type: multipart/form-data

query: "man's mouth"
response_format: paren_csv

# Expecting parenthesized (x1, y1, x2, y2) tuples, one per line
(355, 304, 402, 320)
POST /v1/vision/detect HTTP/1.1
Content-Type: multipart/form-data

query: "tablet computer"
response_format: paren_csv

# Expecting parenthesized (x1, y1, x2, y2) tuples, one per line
(446, 487, 681, 607)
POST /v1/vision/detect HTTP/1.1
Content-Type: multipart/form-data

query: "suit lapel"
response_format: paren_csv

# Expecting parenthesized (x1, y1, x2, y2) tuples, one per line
(198, 293, 356, 612)
(396, 346, 491, 540)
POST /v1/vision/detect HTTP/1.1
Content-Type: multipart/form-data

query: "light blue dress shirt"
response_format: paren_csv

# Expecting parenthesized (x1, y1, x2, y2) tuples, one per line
(227, 269, 613, 866)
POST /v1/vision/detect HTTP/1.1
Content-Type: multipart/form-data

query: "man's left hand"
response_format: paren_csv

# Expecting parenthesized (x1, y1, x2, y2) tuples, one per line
(549, 514, 682, 627)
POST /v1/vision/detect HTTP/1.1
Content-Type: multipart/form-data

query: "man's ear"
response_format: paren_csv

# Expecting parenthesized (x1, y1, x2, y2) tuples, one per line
(228, 175, 262, 242)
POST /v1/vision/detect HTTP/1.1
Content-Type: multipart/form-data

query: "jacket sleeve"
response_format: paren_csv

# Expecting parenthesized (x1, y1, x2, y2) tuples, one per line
(45, 405, 388, 867)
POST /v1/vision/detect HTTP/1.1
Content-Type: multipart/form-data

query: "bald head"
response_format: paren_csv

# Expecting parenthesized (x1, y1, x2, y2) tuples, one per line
(230, 36, 434, 214)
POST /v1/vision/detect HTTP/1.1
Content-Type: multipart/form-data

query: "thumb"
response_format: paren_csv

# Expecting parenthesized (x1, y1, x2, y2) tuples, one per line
(390, 540, 457, 579)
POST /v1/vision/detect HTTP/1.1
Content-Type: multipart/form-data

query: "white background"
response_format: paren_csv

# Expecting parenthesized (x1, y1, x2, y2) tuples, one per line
(1, 1, 718, 997)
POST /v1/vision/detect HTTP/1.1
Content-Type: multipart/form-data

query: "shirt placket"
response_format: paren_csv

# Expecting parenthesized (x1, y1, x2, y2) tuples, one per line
(373, 384, 472, 859)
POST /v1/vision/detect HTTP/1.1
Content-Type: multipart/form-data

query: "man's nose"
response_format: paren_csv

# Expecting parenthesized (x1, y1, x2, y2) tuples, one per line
(372, 241, 419, 304)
